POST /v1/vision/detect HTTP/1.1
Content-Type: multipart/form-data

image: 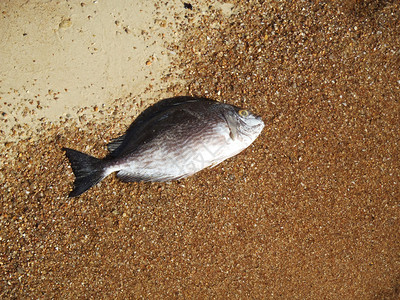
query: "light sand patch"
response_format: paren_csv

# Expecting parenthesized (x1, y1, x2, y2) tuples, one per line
(0, 0, 186, 144)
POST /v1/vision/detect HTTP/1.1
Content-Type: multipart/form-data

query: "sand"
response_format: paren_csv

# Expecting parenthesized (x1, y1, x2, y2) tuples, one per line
(1, 0, 399, 299)
(0, 0, 186, 143)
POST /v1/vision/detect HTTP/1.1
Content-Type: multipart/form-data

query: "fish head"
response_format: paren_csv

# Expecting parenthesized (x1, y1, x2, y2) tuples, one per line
(220, 104, 265, 143)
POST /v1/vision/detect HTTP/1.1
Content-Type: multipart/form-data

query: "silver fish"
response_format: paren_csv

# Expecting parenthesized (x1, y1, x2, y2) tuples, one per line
(63, 96, 264, 197)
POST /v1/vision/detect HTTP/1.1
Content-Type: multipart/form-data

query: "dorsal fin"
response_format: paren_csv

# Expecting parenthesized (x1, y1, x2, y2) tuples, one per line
(107, 134, 126, 153)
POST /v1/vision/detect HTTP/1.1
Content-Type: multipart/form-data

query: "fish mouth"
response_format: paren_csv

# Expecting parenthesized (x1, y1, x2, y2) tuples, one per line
(251, 115, 265, 128)
(253, 118, 265, 133)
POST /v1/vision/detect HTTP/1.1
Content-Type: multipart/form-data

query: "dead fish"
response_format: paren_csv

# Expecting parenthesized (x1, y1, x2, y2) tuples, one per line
(63, 96, 264, 197)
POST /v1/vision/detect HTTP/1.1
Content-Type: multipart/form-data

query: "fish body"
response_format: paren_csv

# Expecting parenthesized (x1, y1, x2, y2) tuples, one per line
(63, 96, 264, 197)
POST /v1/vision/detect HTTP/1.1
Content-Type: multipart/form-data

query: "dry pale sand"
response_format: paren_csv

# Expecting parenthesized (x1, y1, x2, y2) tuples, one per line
(0, 0, 187, 143)
(1, 0, 399, 299)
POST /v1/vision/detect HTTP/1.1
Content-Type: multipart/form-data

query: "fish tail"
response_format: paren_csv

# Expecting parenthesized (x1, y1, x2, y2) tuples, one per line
(62, 147, 107, 197)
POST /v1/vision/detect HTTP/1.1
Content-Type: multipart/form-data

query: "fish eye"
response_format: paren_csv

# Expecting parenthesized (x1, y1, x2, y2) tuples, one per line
(238, 109, 249, 117)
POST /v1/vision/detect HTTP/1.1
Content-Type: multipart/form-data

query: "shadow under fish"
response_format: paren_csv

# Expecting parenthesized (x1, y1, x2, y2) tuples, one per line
(63, 96, 265, 197)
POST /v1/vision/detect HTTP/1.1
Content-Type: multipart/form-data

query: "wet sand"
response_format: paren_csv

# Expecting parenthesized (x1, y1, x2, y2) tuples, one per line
(1, 1, 399, 299)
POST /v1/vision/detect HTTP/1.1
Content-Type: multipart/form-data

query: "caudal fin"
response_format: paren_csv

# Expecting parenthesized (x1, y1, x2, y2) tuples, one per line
(63, 147, 106, 197)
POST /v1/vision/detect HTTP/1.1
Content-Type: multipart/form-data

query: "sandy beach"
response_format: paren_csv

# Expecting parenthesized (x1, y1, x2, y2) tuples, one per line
(1, 0, 399, 298)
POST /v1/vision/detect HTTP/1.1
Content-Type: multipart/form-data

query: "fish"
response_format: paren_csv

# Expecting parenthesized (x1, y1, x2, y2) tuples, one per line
(63, 96, 265, 197)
